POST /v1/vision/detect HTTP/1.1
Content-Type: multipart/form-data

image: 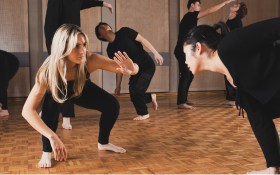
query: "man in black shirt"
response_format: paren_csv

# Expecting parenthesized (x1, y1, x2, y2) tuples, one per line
(44, 0, 113, 131)
(95, 22, 164, 121)
(174, 0, 235, 110)
(224, 1, 247, 107)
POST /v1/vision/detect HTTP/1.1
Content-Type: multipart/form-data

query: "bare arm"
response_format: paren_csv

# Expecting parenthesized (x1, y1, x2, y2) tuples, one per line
(198, 0, 235, 19)
(86, 52, 139, 75)
(135, 34, 164, 65)
(22, 81, 67, 161)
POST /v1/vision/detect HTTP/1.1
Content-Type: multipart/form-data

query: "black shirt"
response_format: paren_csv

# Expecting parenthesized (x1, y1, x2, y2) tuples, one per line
(174, 11, 199, 55)
(226, 17, 243, 31)
(107, 27, 153, 69)
(218, 18, 280, 104)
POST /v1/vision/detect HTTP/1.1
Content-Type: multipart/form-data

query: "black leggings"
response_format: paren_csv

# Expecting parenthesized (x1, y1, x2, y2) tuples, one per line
(41, 80, 120, 152)
(175, 52, 193, 105)
(0, 51, 19, 110)
(242, 90, 280, 167)
(129, 60, 155, 116)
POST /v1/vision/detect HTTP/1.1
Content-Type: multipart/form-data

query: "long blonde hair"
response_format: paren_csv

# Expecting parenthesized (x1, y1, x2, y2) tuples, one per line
(36, 24, 89, 103)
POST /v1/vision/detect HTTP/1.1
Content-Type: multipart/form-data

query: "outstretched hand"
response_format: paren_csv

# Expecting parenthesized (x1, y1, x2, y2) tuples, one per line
(113, 51, 139, 75)
(154, 53, 164, 65)
(49, 135, 67, 162)
(103, 2, 113, 13)
(226, 0, 237, 4)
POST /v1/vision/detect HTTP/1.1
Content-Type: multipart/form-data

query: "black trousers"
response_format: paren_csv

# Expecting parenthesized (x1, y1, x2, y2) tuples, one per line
(175, 51, 194, 105)
(241, 89, 280, 167)
(0, 51, 19, 110)
(129, 59, 155, 116)
(41, 80, 120, 152)
(224, 76, 236, 101)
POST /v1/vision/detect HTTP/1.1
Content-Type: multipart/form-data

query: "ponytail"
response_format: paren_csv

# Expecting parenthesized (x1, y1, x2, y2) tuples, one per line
(213, 21, 230, 37)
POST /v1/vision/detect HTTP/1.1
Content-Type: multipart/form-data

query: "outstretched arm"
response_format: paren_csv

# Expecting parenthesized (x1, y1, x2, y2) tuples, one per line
(135, 34, 164, 65)
(81, 0, 113, 13)
(86, 52, 139, 75)
(198, 0, 236, 19)
(22, 81, 67, 161)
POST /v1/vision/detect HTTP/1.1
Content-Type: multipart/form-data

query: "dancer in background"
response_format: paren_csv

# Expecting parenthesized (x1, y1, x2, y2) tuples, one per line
(95, 22, 163, 121)
(22, 24, 139, 168)
(174, 0, 235, 110)
(224, 1, 247, 107)
(0, 50, 19, 117)
(44, 0, 113, 129)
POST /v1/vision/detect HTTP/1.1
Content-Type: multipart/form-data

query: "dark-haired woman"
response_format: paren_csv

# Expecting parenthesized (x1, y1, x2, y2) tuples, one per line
(183, 18, 280, 174)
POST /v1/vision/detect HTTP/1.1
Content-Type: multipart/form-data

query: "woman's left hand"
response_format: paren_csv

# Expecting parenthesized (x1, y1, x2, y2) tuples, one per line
(154, 53, 164, 65)
(113, 51, 139, 75)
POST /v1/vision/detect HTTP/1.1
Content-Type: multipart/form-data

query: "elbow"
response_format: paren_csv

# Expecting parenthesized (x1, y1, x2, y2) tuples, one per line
(21, 107, 29, 119)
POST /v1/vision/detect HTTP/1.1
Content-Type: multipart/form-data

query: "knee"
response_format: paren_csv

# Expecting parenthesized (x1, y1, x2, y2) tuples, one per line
(106, 97, 120, 117)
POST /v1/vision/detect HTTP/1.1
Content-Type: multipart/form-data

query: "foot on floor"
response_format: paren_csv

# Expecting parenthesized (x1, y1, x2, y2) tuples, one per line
(133, 114, 150, 121)
(98, 143, 126, 153)
(38, 152, 52, 168)
(62, 117, 72, 130)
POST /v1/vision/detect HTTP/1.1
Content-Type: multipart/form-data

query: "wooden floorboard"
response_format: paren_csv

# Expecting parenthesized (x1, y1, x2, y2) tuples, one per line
(0, 91, 278, 174)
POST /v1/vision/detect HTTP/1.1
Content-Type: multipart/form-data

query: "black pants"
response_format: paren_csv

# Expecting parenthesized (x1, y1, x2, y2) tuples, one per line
(129, 60, 155, 116)
(41, 80, 120, 152)
(175, 52, 193, 105)
(224, 76, 236, 101)
(0, 51, 19, 110)
(241, 90, 280, 167)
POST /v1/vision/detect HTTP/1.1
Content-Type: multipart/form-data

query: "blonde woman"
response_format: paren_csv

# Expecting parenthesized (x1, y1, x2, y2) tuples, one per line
(22, 24, 139, 168)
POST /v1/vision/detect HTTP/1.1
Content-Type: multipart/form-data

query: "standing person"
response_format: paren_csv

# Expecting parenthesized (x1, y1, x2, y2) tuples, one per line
(174, 0, 235, 110)
(22, 24, 139, 168)
(44, 0, 113, 130)
(183, 18, 280, 174)
(224, 1, 247, 107)
(0, 50, 19, 117)
(95, 22, 164, 121)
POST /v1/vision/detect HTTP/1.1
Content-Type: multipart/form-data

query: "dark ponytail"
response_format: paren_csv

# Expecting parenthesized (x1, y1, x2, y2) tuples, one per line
(183, 21, 229, 51)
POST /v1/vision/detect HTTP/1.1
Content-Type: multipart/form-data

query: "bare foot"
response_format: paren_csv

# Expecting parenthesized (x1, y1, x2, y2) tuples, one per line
(247, 167, 278, 174)
(151, 93, 158, 110)
(0, 110, 9, 117)
(133, 114, 150, 120)
(62, 117, 72, 130)
(186, 100, 194, 105)
(178, 104, 195, 110)
(98, 143, 126, 153)
(38, 152, 52, 168)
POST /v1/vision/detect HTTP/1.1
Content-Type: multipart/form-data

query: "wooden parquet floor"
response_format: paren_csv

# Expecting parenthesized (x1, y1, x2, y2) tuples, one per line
(0, 91, 279, 174)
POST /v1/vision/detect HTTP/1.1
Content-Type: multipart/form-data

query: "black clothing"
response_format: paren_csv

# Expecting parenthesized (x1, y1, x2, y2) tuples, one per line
(218, 17, 280, 167)
(174, 11, 199, 105)
(0, 50, 19, 110)
(44, 0, 103, 54)
(44, 0, 103, 118)
(106, 27, 156, 115)
(224, 17, 243, 101)
(42, 80, 120, 152)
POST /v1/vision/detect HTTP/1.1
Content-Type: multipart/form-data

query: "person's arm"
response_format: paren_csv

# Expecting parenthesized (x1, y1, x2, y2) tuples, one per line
(22, 81, 67, 161)
(135, 34, 164, 65)
(81, 0, 113, 13)
(115, 73, 123, 95)
(198, 0, 235, 19)
(86, 52, 139, 75)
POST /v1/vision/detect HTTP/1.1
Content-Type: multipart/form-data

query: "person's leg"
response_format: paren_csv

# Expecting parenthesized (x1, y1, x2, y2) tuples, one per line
(129, 64, 155, 120)
(72, 80, 125, 153)
(60, 101, 75, 129)
(0, 58, 9, 117)
(242, 92, 280, 173)
(175, 53, 194, 109)
(224, 76, 236, 107)
(39, 93, 60, 168)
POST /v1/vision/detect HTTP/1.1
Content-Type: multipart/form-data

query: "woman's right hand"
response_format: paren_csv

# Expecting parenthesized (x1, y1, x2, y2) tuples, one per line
(49, 135, 67, 161)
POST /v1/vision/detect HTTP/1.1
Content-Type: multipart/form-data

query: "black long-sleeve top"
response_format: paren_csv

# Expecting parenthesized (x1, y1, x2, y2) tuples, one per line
(44, 0, 104, 53)
(218, 17, 280, 105)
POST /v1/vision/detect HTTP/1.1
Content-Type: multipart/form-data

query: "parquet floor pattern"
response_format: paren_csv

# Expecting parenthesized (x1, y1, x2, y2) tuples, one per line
(0, 91, 279, 174)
